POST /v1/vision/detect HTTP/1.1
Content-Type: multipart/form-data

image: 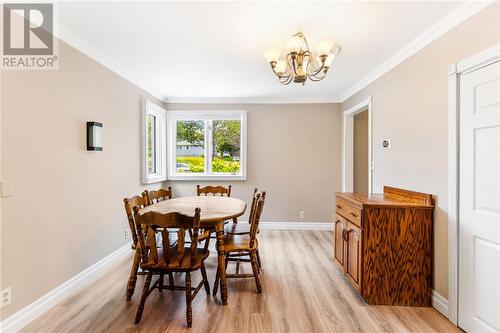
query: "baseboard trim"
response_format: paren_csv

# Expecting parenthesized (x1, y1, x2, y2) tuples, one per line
(431, 289, 449, 318)
(0, 242, 132, 333)
(259, 222, 333, 230)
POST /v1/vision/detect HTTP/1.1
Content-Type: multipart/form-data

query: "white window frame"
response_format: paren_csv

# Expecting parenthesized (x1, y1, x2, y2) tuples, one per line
(167, 110, 247, 181)
(142, 100, 167, 184)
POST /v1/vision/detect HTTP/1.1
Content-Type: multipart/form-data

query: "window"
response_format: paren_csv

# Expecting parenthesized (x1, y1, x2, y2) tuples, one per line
(168, 111, 247, 180)
(142, 100, 167, 183)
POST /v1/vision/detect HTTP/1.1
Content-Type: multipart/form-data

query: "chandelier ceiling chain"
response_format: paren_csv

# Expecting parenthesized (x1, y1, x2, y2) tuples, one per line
(264, 31, 340, 85)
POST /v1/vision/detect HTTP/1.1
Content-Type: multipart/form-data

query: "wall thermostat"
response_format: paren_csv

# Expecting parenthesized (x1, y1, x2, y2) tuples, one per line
(382, 139, 391, 148)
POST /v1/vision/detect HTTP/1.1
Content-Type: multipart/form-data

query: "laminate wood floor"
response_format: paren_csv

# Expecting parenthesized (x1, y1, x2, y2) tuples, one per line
(23, 230, 460, 333)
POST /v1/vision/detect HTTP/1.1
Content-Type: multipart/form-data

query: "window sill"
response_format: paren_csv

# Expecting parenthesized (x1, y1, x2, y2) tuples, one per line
(143, 175, 168, 184)
(169, 174, 246, 181)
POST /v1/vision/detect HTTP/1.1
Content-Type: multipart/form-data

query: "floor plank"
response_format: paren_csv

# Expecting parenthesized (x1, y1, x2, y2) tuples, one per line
(22, 230, 460, 333)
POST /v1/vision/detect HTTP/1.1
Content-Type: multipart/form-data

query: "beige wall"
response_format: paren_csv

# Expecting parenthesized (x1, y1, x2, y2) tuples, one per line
(165, 103, 342, 222)
(341, 3, 500, 298)
(0, 39, 163, 318)
(353, 110, 368, 193)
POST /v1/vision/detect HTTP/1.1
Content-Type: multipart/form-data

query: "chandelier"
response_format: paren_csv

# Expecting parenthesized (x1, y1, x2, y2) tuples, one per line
(264, 32, 340, 85)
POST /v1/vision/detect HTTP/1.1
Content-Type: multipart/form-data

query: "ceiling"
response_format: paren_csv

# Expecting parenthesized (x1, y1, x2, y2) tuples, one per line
(55, 1, 469, 103)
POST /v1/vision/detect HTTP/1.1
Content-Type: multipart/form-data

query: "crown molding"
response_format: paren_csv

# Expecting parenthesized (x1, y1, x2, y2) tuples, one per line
(339, 0, 495, 103)
(165, 96, 341, 104)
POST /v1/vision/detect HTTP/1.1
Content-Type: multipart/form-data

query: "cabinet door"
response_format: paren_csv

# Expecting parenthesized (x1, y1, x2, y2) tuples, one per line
(334, 214, 346, 267)
(345, 222, 362, 289)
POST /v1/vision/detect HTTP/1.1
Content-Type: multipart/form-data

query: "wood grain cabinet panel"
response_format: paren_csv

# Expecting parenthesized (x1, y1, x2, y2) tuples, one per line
(345, 222, 362, 290)
(333, 186, 434, 306)
(333, 214, 346, 267)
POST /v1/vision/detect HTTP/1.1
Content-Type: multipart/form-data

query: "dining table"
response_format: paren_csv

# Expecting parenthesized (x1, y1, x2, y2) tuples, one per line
(137, 195, 247, 305)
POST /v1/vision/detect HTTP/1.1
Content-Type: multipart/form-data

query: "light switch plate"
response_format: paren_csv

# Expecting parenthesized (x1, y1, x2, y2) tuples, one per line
(1, 180, 13, 197)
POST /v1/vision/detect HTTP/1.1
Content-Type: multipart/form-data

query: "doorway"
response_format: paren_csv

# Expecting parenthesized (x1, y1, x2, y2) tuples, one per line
(342, 97, 373, 193)
(448, 44, 500, 332)
(353, 110, 369, 193)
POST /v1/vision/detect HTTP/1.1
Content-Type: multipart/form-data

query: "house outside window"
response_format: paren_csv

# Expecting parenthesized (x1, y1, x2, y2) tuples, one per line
(168, 111, 247, 180)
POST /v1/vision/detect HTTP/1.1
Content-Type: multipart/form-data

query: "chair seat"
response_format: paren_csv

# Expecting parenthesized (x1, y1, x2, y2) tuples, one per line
(224, 223, 261, 235)
(224, 223, 250, 235)
(223, 234, 258, 252)
(141, 247, 209, 271)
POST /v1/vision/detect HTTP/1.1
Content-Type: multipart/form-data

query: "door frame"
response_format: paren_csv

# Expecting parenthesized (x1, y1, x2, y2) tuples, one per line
(341, 96, 373, 193)
(447, 43, 500, 325)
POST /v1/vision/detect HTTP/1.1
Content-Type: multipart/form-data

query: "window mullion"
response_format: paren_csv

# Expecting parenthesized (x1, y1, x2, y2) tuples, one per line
(206, 119, 213, 175)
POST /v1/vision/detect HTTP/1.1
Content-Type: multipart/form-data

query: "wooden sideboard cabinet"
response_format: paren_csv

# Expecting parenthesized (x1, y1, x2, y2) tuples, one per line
(333, 186, 434, 306)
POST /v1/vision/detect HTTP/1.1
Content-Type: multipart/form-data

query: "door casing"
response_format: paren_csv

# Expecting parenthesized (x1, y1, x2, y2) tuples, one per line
(447, 43, 500, 325)
(341, 97, 373, 193)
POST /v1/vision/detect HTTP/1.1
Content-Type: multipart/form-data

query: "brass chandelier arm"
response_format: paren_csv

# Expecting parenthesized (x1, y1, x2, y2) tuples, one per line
(306, 62, 326, 77)
(279, 75, 293, 85)
(307, 68, 329, 81)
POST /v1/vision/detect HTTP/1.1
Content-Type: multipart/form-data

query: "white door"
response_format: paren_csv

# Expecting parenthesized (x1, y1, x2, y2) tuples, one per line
(459, 60, 500, 333)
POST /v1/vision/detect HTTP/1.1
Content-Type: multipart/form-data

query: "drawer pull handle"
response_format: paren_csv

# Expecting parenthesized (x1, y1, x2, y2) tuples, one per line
(342, 230, 349, 241)
(350, 212, 358, 218)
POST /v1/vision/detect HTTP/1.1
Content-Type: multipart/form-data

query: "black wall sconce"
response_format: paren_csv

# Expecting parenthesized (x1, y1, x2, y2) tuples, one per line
(87, 122, 103, 151)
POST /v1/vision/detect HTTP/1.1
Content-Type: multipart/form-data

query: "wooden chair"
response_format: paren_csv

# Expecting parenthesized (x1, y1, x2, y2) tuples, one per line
(225, 188, 258, 235)
(124, 195, 175, 301)
(213, 192, 266, 296)
(224, 189, 264, 268)
(143, 187, 172, 205)
(123, 195, 149, 301)
(196, 185, 232, 239)
(134, 207, 211, 328)
(196, 184, 231, 197)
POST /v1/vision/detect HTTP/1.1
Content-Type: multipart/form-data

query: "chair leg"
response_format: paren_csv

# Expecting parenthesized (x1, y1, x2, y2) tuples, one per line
(250, 252, 262, 294)
(200, 263, 210, 295)
(168, 272, 174, 289)
(256, 249, 262, 270)
(159, 273, 164, 292)
(134, 272, 153, 324)
(126, 250, 141, 301)
(212, 254, 229, 297)
(212, 268, 219, 297)
(185, 272, 193, 328)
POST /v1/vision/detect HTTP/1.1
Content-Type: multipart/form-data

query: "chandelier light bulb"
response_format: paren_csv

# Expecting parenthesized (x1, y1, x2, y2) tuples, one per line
(286, 35, 306, 53)
(324, 54, 335, 67)
(264, 49, 281, 63)
(315, 40, 335, 57)
(274, 60, 287, 74)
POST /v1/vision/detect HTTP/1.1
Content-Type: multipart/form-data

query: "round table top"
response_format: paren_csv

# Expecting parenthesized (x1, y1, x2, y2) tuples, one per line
(138, 196, 247, 223)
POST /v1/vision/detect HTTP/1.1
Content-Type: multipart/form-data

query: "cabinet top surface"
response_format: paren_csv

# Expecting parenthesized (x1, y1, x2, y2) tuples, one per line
(336, 187, 434, 209)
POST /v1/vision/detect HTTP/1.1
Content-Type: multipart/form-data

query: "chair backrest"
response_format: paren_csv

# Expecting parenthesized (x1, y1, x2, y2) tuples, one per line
(247, 188, 259, 224)
(123, 195, 148, 246)
(249, 191, 266, 248)
(134, 207, 203, 268)
(196, 185, 231, 197)
(144, 187, 172, 205)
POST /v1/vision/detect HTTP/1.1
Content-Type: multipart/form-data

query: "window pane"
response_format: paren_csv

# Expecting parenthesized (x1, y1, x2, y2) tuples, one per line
(212, 120, 241, 174)
(147, 114, 156, 174)
(176, 120, 205, 173)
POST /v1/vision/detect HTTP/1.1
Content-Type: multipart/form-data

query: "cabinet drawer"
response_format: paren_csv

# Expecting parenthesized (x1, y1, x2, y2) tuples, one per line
(335, 197, 362, 227)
